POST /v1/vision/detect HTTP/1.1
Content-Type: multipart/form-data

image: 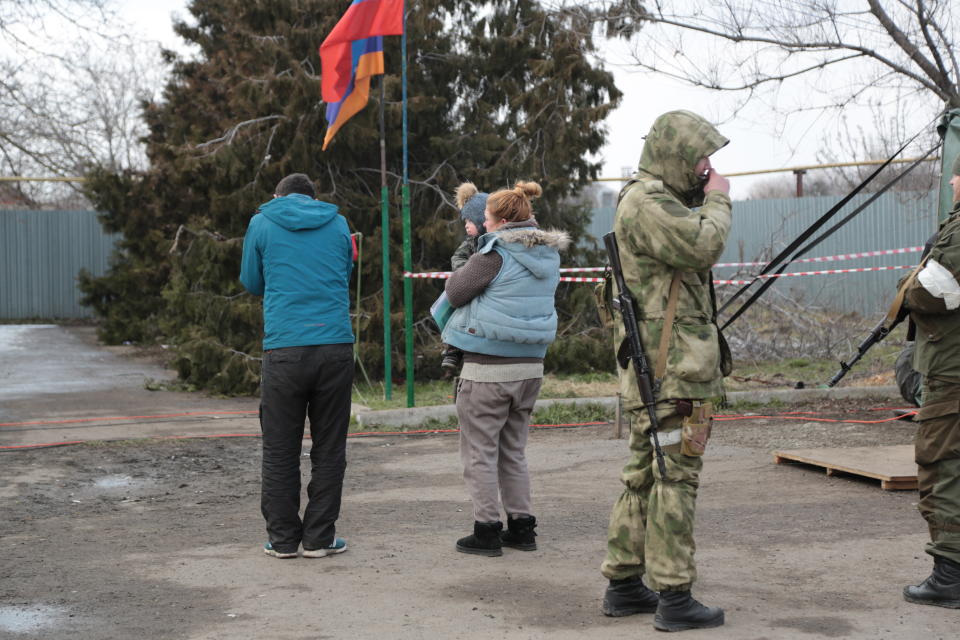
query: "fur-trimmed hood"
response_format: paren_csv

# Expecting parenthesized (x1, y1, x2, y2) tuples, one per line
(494, 227, 570, 250)
(478, 225, 568, 280)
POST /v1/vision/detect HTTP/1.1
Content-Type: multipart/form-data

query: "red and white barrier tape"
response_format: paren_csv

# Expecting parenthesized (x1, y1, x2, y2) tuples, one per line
(405, 258, 919, 286)
(714, 264, 915, 285)
(403, 271, 605, 283)
(714, 245, 923, 268)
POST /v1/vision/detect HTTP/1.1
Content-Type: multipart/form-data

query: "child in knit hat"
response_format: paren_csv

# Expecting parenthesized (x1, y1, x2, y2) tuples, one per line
(441, 182, 489, 372)
(451, 182, 488, 269)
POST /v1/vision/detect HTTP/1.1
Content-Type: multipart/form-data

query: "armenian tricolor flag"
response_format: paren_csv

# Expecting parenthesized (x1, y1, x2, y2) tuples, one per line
(320, 0, 404, 150)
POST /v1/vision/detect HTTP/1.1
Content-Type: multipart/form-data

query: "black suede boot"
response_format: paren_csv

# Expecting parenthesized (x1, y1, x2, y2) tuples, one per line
(456, 521, 503, 557)
(903, 556, 960, 608)
(653, 589, 724, 632)
(602, 576, 659, 617)
(501, 515, 537, 551)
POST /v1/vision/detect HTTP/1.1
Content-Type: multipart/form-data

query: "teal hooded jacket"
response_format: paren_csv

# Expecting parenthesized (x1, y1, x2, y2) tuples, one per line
(240, 193, 354, 350)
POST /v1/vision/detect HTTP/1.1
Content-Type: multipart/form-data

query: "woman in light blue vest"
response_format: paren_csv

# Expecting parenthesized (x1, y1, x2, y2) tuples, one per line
(441, 181, 569, 556)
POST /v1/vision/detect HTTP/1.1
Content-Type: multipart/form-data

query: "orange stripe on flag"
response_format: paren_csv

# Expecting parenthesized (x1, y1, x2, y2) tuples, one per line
(322, 51, 384, 150)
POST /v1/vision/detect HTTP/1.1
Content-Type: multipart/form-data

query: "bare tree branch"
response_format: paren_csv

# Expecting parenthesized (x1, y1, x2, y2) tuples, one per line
(913, 0, 957, 95)
(564, 0, 960, 114)
(194, 115, 288, 151)
(865, 0, 951, 100)
(0, 1, 168, 206)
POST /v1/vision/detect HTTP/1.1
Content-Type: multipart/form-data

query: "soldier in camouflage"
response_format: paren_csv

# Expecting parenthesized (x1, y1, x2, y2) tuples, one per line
(600, 110, 731, 632)
(901, 153, 960, 608)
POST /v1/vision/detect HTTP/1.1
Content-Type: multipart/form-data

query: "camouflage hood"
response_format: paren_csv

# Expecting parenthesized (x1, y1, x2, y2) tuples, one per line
(637, 110, 729, 207)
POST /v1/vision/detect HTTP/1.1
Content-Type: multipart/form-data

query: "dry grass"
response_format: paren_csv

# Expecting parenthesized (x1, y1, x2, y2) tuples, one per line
(539, 374, 617, 398)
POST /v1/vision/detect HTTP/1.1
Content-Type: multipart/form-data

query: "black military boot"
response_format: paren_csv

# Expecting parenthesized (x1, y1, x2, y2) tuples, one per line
(653, 589, 724, 632)
(903, 556, 960, 608)
(602, 576, 659, 617)
(501, 515, 537, 551)
(456, 521, 503, 557)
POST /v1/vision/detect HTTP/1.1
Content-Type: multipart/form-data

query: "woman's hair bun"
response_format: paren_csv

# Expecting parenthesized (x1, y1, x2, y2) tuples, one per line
(455, 182, 479, 209)
(514, 181, 542, 200)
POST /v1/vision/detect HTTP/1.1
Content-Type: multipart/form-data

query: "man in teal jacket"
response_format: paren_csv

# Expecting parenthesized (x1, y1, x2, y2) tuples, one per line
(240, 173, 354, 559)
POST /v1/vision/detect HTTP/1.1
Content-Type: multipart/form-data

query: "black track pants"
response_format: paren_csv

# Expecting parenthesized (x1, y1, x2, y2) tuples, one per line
(259, 343, 354, 553)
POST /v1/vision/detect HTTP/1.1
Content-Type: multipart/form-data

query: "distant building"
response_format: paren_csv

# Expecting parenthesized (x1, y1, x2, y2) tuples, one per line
(569, 182, 618, 249)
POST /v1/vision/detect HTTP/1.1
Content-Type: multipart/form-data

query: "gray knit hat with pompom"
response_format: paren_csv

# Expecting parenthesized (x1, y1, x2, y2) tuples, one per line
(455, 182, 488, 229)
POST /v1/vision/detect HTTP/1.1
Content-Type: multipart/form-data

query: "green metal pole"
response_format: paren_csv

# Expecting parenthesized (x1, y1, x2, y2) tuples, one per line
(379, 77, 392, 401)
(381, 185, 392, 401)
(402, 185, 413, 408)
(401, 4, 414, 407)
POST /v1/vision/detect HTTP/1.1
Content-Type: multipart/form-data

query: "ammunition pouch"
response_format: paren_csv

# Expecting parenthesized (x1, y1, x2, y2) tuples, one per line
(680, 401, 714, 457)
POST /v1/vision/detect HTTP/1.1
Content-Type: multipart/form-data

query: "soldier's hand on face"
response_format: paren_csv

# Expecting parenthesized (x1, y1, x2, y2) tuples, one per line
(704, 169, 730, 196)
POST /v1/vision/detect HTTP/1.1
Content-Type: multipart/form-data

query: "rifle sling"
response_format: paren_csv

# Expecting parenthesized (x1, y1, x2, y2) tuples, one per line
(654, 271, 682, 383)
(884, 253, 932, 327)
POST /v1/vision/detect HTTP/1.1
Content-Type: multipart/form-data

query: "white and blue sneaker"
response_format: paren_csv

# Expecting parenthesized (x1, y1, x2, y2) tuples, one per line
(263, 542, 298, 559)
(302, 537, 347, 558)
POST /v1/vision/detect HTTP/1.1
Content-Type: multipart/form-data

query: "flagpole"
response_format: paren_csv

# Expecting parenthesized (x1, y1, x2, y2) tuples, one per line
(379, 76, 392, 401)
(401, 2, 415, 408)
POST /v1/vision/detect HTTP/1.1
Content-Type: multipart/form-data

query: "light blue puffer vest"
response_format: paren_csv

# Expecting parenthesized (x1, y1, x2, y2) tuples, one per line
(441, 227, 565, 358)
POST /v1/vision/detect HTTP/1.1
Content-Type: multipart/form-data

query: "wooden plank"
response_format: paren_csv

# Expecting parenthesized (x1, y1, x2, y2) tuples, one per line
(882, 479, 917, 491)
(772, 445, 917, 491)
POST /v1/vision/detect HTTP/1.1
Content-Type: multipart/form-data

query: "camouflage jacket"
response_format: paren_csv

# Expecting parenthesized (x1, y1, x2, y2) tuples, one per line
(451, 236, 478, 270)
(612, 111, 732, 407)
(906, 200, 960, 381)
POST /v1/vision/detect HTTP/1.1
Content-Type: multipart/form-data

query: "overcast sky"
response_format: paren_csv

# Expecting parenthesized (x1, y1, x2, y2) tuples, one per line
(117, 1, 908, 200)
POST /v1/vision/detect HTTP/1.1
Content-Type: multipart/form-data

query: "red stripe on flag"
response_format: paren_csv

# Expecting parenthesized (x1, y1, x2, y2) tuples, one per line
(320, 0, 403, 103)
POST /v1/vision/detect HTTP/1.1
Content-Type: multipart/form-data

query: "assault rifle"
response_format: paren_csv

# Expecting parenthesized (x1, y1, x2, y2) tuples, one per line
(827, 309, 907, 387)
(827, 249, 932, 387)
(603, 231, 667, 477)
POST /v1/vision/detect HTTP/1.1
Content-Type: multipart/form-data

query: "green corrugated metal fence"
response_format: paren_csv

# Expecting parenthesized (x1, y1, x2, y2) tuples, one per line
(586, 190, 939, 316)
(0, 190, 944, 320)
(0, 210, 119, 319)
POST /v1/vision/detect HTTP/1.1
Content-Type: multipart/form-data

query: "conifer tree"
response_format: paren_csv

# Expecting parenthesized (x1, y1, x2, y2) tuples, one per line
(80, 0, 621, 394)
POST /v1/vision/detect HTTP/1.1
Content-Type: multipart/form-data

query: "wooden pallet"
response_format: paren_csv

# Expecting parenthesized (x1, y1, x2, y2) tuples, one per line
(773, 445, 917, 491)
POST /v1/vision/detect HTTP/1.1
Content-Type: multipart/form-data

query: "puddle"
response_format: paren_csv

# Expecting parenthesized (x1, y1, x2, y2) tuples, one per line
(0, 325, 56, 352)
(0, 605, 67, 634)
(92, 475, 137, 489)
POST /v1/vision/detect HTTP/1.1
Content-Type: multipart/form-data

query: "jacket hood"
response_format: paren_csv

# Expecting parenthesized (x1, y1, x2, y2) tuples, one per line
(637, 110, 729, 206)
(258, 193, 340, 231)
(481, 227, 569, 279)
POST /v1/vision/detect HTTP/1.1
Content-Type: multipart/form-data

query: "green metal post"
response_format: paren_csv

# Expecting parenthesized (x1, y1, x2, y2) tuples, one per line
(379, 77, 392, 400)
(401, 5, 414, 407)
(402, 186, 414, 408)
(381, 185, 392, 400)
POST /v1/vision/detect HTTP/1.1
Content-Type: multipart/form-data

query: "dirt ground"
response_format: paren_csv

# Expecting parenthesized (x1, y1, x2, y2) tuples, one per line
(1, 326, 957, 639)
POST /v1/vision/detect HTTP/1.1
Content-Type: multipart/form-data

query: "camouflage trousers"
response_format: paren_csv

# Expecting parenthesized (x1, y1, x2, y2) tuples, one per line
(916, 378, 960, 565)
(601, 400, 702, 591)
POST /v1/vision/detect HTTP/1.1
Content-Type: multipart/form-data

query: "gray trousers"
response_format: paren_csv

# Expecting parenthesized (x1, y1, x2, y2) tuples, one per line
(456, 378, 542, 523)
